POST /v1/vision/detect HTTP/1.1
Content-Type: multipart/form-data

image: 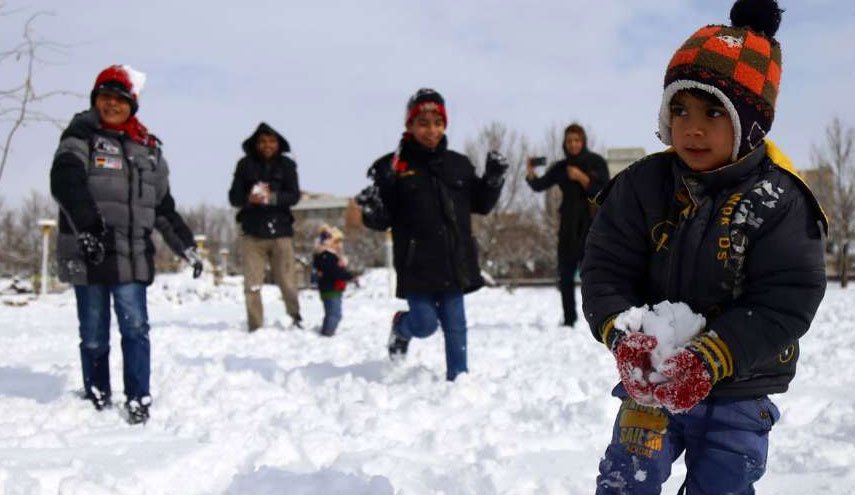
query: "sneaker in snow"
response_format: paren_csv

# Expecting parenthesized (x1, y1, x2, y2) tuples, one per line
(387, 311, 410, 359)
(126, 396, 151, 425)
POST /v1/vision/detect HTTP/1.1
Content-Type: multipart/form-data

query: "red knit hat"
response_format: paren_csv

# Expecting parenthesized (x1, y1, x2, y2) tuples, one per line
(90, 65, 146, 115)
(405, 88, 447, 126)
(658, 0, 784, 161)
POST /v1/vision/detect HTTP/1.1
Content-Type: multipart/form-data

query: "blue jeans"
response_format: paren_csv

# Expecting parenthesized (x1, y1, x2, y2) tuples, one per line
(74, 283, 150, 402)
(321, 295, 343, 335)
(395, 291, 467, 381)
(596, 387, 780, 495)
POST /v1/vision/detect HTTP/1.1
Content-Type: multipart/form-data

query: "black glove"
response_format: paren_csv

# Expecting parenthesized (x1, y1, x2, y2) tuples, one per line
(183, 247, 204, 278)
(77, 220, 106, 265)
(78, 232, 106, 265)
(484, 150, 509, 187)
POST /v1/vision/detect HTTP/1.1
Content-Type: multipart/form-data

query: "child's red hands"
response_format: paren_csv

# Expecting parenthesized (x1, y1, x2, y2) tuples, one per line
(652, 349, 712, 413)
(652, 331, 733, 413)
(613, 332, 659, 406)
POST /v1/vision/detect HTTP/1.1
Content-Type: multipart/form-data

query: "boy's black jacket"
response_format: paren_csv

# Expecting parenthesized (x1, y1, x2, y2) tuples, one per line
(228, 123, 300, 238)
(581, 143, 827, 398)
(373, 136, 501, 298)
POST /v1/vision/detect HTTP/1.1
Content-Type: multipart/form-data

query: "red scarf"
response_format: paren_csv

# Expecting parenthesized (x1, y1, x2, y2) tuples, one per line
(101, 116, 156, 147)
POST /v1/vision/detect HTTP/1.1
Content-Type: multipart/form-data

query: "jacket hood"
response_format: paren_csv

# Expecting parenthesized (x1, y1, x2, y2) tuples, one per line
(242, 122, 291, 157)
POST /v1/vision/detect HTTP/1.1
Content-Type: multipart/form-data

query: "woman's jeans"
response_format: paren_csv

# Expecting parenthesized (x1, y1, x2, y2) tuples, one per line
(74, 283, 150, 402)
(394, 291, 467, 381)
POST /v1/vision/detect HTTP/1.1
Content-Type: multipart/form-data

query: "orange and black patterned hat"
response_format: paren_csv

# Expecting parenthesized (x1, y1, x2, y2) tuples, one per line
(658, 0, 784, 160)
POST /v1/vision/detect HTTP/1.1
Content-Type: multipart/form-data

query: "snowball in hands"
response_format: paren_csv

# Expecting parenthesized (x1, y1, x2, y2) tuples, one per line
(614, 301, 706, 383)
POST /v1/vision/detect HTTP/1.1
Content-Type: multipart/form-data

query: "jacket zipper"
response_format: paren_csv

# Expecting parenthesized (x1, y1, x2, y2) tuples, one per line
(121, 140, 137, 281)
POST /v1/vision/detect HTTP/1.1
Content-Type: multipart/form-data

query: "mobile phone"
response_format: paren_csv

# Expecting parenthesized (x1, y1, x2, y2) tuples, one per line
(530, 156, 547, 167)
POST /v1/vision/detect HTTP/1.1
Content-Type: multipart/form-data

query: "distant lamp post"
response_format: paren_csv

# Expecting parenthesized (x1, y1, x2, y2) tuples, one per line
(219, 248, 229, 275)
(217, 247, 229, 286)
(37, 219, 57, 296)
(194, 234, 207, 251)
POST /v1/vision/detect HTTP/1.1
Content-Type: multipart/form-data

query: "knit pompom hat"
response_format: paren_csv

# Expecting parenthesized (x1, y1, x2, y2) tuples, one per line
(316, 224, 344, 249)
(405, 88, 447, 126)
(658, 0, 784, 161)
(91, 65, 146, 115)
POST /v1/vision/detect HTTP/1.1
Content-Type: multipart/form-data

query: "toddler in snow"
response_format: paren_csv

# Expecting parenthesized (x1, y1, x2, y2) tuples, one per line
(580, 0, 827, 492)
(312, 224, 354, 336)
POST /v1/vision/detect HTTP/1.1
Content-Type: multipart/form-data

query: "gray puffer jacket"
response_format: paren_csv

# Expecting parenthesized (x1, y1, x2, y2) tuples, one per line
(50, 109, 195, 285)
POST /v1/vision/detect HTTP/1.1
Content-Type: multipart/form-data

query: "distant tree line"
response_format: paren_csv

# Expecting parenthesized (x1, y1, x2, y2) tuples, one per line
(3, 117, 853, 290)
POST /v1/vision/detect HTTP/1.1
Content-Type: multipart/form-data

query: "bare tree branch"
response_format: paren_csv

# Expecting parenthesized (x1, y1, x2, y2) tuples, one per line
(810, 116, 855, 286)
(1, 9, 71, 184)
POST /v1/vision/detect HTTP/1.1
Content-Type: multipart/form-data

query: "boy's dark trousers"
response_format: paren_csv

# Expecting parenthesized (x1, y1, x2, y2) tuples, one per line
(596, 386, 780, 495)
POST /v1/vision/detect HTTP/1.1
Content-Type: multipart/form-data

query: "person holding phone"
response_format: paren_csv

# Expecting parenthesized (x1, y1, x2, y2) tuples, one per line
(526, 123, 609, 327)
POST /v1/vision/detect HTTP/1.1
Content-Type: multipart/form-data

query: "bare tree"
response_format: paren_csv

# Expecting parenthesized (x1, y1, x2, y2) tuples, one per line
(464, 122, 554, 279)
(1, 5, 72, 184)
(0, 190, 54, 276)
(811, 117, 855, 286)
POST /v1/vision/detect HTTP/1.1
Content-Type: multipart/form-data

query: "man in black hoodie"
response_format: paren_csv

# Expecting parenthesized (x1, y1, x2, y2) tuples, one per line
(228, 123, 302, 331)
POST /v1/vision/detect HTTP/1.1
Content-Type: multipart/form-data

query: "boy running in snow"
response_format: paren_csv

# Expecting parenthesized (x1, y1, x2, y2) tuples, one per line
(581, 1, 827, 492)
(371, 88, 507, 381)
(312, 224, 354, 336)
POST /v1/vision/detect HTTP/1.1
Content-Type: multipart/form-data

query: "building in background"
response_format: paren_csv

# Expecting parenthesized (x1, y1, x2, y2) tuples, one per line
(606, 147, 646, 178)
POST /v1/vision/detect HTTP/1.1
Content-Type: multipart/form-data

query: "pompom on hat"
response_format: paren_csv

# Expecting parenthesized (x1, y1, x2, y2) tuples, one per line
(405, 88, 447, 126)
(90, 65, 147, 115)
(658, 0, 784, 161)
(316, 224, 344, 247)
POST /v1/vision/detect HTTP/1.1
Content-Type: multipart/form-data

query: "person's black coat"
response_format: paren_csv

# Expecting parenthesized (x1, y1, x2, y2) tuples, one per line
(374, 135, 501, 298)
(581, 144, 827, 398)
(228, 123, 300, 238)
(526, 148, 609, 260)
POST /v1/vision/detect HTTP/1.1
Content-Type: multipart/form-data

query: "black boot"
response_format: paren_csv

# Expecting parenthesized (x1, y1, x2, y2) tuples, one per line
(291, 314, 304, 329)
(85, 385, 112, 411)
(126, 397, 150, 425)
(387, 311, 410, 359)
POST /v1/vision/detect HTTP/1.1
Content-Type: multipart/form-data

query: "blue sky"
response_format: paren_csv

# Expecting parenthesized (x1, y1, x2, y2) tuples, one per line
(1, 0, 853, 208)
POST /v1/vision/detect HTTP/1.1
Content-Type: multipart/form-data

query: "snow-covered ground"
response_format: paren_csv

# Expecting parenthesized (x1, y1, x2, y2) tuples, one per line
(1, 268, 853, 494)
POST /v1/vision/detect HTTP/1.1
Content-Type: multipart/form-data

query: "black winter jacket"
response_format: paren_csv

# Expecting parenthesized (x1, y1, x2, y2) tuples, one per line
(228, 123, 300, 238)
(581, 143, 827, 398)
(374, 135, 502, 298)
(50, 109, 195, 285)
(526, 148, 609, 260)
(312, 250, 354, 295)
